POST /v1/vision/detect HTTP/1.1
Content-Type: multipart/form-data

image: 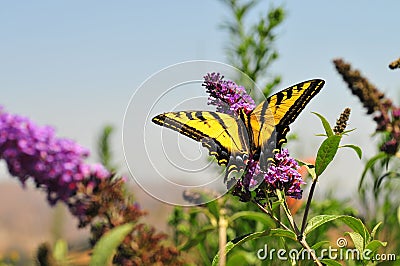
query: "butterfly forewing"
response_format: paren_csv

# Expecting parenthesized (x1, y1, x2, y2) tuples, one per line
(268, 79, 325, 127)
(152, 111, 250, 181)
(250, 79, 325, 169)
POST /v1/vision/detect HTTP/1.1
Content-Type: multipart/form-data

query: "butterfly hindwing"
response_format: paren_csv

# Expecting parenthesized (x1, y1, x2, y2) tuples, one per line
(152, 111, 250, 179)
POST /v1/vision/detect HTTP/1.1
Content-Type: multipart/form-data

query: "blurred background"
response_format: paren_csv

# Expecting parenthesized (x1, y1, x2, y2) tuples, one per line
(1, 0, 399, 263)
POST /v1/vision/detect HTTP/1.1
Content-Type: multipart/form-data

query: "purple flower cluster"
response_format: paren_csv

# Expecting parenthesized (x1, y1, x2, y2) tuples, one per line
(202, 74, 305, 200)
(264, 149, 305, 199)
(242, 159, 261, 190)
(233, 149, 304, 201)
(203, 72, 256, 115)
(0, 107, 111, 205)
(393, 107, 400, 119)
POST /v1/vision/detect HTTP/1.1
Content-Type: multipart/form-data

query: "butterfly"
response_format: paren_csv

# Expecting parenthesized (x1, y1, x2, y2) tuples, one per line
(152, 79, 325, 185)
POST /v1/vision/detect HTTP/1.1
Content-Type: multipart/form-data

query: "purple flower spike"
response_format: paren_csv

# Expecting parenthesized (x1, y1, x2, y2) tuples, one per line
(0, 107, 112, 206)
(203, 72, 256, 115)
(233, 149, 305, 200)
(393, 107, 400, 119)
(242, 159, 261, 190)
(264, 149, 305, 199)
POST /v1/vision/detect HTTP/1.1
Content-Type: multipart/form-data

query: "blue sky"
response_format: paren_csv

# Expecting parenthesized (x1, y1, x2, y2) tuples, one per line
(1, 1, 399, 199)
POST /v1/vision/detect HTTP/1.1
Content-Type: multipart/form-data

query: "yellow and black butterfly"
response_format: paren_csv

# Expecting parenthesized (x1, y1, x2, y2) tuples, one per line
(152, 79, 325, 184)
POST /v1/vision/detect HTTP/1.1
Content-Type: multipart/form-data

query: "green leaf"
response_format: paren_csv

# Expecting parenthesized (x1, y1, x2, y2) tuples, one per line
(212, 230, 270, 266)
(339, 216, 369, 241)
(206, 200, 220, 220)
(315, 135, 341, 176)
(359, 152, 387, 190)
(374, 171, 400, 192)
(340, 144, 362, 159)
(269, 228, 297, 240)
(310, 241, 330, 250)
(320, 258, 343, 266)
(271, 199, 284, 211)
(312, 112, 334, 137)
(227, 250, 258, 265)
(345, 232, 364, 252)
(97, 125, 115, 171)
(305, 215, 368, 241)
(53, 239, 68, 262)
(228, 211, 275, 228)
(296, 160, 317, 180)
(370, 222, 382, 239)
(342, 128, 356, 134)
(307, 167, 317, 181)
(305, 215, 341, 236)
(89, 223, 134, 266)
(200, 208, 218, 227)
(179, 225, 215, 251)
(365, 240, 387, 253)
(398, 206, 400, 226)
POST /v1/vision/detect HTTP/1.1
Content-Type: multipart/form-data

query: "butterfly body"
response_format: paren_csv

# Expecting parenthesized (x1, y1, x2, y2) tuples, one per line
(152, 79, 325, 181)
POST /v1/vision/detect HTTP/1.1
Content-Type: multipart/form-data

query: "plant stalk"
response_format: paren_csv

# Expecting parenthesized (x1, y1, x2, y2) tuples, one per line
(299, 238, 323, 266)
(277, 189, 299, 235)
(254, 200, 290, 231)
(219, 208, 227, 266)
(300, 178, 318, 237)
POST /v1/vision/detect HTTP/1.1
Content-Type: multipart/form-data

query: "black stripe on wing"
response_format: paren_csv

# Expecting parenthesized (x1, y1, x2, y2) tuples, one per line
(271, 79, 325, 127)
(152, 112, 249, 182)
(265, 79, 325, 149)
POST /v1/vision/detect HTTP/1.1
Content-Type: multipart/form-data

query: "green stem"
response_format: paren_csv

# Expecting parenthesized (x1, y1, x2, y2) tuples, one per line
(253, 200, 290, 231)
(276, 189, 299, 234)
(198, 244, 211, 266)
(300, 178, 318, 238)
(283, 196, 300, 235)
(275, 200, 281, 228)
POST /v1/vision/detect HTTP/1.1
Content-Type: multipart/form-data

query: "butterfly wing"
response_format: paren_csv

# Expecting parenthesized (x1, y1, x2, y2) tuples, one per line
(152, 111, 250, 181)
(250, 79, 325, 167)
